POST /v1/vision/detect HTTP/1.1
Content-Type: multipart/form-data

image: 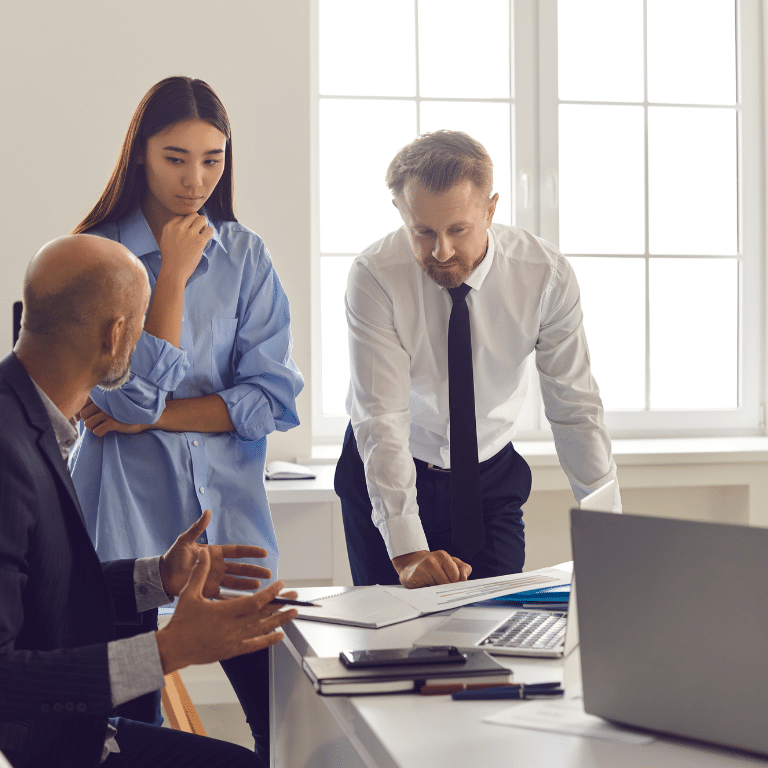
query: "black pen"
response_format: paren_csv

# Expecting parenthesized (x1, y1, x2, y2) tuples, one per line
(217, 588, 320, 606)
(452, 682, 564, 701)
(270, 596, 321, 607)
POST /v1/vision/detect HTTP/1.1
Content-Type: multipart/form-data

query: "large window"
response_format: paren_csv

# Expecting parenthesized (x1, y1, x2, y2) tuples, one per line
(314, 0, 763, 442)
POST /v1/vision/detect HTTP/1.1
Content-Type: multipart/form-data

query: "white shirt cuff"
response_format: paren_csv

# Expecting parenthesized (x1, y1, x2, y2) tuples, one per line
(379, 514, 430, 559)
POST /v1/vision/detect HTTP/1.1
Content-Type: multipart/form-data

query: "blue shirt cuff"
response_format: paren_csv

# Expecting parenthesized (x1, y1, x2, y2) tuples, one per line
(130, 331, 190, 391)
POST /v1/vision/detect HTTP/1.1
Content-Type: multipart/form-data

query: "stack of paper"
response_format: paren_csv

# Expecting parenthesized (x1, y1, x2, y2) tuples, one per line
(295, 568, 572, 628)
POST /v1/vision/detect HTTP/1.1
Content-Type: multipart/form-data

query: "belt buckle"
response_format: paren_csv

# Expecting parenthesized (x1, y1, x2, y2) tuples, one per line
(427, 463, 451, 473)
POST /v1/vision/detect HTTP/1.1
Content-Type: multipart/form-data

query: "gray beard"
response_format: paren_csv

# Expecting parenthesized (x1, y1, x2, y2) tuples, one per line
(97, 355, 132, 391)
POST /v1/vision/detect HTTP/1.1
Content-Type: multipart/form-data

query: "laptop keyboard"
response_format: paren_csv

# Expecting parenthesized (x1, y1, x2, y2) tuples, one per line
(480, 610, 567, 650)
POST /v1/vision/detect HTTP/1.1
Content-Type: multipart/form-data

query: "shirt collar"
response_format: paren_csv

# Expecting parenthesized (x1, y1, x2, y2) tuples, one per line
(447, 227, 496, 293)
(29, 379, 78, 461)
(119, 206, 227, 260)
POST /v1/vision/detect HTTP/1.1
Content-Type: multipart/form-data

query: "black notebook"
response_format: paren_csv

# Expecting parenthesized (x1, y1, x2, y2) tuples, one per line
(302, 650, 512, 695)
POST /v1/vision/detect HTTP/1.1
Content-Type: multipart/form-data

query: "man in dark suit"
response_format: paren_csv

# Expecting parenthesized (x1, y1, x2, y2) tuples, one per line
(0, 235, 297, 768)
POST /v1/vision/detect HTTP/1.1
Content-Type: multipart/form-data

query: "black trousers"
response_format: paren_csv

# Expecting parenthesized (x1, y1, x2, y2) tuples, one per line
(335, 422, 531, 586)
(105, 717, 265, 767)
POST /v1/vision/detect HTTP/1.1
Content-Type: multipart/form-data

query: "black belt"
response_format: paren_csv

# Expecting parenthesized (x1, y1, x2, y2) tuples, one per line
(414, 457, 451, 473)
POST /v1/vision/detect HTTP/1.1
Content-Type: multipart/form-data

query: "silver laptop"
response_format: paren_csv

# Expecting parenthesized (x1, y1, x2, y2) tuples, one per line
(571, 509, 768, 757)
(411, 481, 616, 657)
(412, 600, 573, 658)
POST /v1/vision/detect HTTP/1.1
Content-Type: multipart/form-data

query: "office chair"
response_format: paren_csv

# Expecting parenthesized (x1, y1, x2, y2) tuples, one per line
(13, 302, 21, 346)
(161, 672, 208, 736)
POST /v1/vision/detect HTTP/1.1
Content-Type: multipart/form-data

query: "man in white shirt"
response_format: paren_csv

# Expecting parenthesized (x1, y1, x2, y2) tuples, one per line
(335, 130, 620, 589)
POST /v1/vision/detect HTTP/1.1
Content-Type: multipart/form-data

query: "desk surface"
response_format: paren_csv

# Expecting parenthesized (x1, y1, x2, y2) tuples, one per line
(271, 588, 768, 768)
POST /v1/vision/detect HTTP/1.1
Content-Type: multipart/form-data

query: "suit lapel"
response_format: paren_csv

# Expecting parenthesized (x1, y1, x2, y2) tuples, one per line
(0, 354, 88, 528)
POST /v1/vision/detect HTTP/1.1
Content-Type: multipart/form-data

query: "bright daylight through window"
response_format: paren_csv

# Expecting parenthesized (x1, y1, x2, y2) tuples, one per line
(315, 0, 762, 441)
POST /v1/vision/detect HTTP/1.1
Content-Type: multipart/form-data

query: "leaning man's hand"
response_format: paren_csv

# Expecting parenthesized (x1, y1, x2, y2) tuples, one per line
(392, 549, 471, 588)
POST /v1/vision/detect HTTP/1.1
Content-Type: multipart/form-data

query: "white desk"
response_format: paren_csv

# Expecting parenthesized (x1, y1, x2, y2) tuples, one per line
(266, 465, 352, 585)
(270, 589, 768, 768)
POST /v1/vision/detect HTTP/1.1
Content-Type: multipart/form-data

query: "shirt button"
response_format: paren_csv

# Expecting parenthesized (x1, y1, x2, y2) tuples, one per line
(199, 487, 205, 494)
(65, 702, 75, 713)
(53, 703, 64, 713)
(76, 702, 87, 713)
(139, 585, 148, 595)
(193, 440, 199, 447)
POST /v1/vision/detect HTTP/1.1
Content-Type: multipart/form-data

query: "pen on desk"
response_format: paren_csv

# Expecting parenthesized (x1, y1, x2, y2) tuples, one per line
(269, 596, 321, 607)
(217, 588, 320, 607)
(451, 683, 564, 701)
(420, 681, 561, 696)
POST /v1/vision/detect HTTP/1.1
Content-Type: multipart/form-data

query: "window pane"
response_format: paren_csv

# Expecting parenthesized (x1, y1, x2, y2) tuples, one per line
(418, 0, 510, 98)
(649, 258, 738, 409)
(558, 0, 643, 103)
(647, 0, 736, 105)
(319, 99, 416, 253)
(570, 257, 646, 409)
(419, 101, 513, 225)
(321, 256, 355, 415)
(559, 105, 645, 254)
(319, 0, 416, 96)
(648, 107, 737, 255)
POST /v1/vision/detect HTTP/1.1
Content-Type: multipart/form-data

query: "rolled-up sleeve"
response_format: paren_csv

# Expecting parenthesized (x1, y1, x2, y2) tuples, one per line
(217, 256, 303, 442)
(536, 254, 621, 510)
(89, 332, 190, 425)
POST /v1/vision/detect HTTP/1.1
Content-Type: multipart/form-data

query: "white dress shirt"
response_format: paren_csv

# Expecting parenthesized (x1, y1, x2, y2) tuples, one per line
(345, 223, 620, 558)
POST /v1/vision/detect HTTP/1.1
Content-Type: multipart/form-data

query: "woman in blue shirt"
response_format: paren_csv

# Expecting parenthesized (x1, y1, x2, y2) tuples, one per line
(69, 75, 304, 760)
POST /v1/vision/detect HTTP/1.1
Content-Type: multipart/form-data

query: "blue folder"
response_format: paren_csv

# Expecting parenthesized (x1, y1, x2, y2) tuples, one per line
(467, 584, 570, 608)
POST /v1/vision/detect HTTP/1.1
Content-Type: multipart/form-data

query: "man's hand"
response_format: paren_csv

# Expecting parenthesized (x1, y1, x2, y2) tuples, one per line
(159, 510, 272, 598)
(77, 398, 148, 437)
(392, 549, 472, 589)
(155, 547, 298, 674)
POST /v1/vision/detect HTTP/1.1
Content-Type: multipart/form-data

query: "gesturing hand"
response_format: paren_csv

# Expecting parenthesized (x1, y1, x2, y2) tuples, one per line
(159, 510, 272, 598)
(155, 547, 299, 674)
(158, 213, 214, 285)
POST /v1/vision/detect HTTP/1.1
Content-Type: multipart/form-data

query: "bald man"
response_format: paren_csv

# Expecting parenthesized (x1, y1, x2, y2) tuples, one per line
(0, 235, 294, 768)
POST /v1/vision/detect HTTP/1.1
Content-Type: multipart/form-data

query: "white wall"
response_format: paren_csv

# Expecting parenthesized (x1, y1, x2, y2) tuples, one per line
(0, 0, 313, 462)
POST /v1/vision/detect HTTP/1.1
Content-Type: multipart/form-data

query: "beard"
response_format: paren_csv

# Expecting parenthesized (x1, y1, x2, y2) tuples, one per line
(97, 351, 133, 391)
(419, 252, 485, 289)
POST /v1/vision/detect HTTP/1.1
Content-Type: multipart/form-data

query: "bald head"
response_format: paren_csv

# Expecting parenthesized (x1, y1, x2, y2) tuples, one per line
(22, 234, 149, 340)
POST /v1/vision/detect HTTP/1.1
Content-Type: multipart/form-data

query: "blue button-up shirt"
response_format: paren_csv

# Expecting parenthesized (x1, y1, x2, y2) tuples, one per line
(69, 207, 304, 581)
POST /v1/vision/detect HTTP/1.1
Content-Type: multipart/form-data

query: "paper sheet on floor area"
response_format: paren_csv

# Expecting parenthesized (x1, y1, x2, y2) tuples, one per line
(384, 567, 571, 614)
(483, 691, 655, 746)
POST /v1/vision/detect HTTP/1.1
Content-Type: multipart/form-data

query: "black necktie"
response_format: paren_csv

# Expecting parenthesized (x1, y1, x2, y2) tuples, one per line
(447, 284, 485, 561)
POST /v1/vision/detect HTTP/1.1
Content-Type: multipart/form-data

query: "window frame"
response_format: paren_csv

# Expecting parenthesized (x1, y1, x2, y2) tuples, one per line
(311, 0, 765, 444)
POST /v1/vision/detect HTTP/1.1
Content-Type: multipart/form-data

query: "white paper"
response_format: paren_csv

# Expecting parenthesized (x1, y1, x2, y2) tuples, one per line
(384, 567, 571, 614)
(265, 460, 316, 479)
(484, 691, 655, 745)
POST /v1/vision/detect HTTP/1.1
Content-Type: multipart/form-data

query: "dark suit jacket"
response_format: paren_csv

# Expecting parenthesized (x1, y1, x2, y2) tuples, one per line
(0, 352, 142, 768)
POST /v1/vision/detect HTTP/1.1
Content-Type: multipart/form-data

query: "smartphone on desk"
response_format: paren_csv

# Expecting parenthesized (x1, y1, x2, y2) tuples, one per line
(339, 646, 466, 668)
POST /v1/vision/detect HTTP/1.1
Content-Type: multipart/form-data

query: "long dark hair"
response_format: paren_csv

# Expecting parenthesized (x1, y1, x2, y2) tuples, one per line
(74, 76, 236, 233)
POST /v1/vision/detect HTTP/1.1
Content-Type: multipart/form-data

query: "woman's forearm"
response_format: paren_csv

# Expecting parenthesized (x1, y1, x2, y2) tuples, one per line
(149, 394, 235, 433)
(143, 272, 186, 348)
